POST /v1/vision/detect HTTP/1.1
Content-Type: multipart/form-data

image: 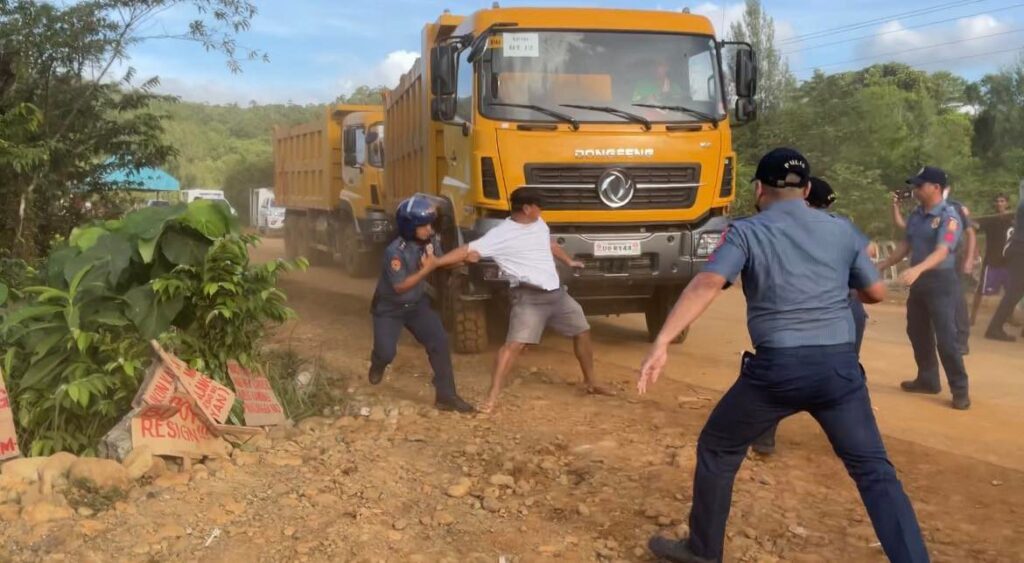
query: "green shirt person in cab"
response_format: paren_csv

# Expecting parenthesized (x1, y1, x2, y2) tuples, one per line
(631, 58, 684, 104)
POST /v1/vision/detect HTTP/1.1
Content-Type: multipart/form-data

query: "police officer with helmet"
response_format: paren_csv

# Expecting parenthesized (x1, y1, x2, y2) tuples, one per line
(876, 166, 971, 410)
(368, 195, 475, 413)
(638, 148, 928, 563)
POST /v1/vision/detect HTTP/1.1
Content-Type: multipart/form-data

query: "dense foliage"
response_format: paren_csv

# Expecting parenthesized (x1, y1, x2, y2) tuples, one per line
(0, 201, 305, 456)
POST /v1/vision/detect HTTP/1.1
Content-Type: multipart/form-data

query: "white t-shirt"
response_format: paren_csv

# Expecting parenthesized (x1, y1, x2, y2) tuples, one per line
(469, 218, 561, 290)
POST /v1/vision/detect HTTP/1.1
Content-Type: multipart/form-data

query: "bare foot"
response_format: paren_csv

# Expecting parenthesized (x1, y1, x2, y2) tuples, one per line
(477, 400, 497, 414)
(584, 383, 616, 396)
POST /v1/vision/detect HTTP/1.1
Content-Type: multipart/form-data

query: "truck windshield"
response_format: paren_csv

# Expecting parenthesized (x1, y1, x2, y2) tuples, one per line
(480, 31, 724, 124)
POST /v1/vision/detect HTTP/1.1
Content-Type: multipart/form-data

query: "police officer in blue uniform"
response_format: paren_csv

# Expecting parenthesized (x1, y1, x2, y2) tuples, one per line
(638, 149, 929, 563)
(751, 176, 870, 455)
(877, 166, 971, 410)
(369, 196, 475, 413)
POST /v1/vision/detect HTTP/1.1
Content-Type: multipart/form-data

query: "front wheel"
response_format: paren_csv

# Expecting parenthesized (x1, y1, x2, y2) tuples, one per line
(340, 222, 375, 278)
(440, 273, 488, 354)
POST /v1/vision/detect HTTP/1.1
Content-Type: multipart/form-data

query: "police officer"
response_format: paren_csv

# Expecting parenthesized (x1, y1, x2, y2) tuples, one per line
(751, 176, 870, 455)
(891, 184, 975, 355)
(369, 196, 475, 413)
(638, 148, 928, 563)
(877, 166, 971, 410)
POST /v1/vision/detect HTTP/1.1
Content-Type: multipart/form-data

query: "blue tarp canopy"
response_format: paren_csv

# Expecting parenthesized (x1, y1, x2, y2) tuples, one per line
(104, 167, 180, 192)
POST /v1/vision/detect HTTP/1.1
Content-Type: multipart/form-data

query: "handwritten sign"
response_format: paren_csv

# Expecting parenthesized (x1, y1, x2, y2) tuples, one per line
(150, 341, 235, 425)
(0, 367, 20, 460)
(503, 33, 539, 58)
(131, 394, 229, 459)
(227, 362, 287, 427)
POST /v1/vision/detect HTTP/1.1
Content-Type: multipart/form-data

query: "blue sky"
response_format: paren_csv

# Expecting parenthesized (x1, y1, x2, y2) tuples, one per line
(125, 0, 1024, 104)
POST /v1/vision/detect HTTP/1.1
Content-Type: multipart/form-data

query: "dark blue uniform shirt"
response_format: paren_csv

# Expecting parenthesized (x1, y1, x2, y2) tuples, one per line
(905, 201, 962, 269)
(703, 199, 879, 349)
(373, 237, 440, 311)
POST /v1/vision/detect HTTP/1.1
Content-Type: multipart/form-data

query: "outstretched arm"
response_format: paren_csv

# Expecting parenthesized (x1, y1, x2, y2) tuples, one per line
(637, 272, 726, 394)
(550, 241, 584, 268)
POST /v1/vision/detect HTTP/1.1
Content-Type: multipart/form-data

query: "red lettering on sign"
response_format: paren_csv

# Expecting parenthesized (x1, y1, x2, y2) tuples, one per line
(0, 438, 16, 455)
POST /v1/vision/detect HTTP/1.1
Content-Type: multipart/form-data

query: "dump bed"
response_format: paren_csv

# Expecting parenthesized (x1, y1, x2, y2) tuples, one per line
(273, 105, 379, 210)
(383, 15, 462, 205)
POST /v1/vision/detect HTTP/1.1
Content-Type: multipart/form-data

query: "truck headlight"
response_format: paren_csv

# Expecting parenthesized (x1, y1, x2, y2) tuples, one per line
(695, 233, 722, 258)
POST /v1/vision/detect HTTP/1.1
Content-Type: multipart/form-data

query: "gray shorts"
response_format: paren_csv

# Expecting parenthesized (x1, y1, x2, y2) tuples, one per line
(507, 287, 590, 344)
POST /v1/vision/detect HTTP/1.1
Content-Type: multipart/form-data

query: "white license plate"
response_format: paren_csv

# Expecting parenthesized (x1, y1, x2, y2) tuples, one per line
(593, 240, 641, 257)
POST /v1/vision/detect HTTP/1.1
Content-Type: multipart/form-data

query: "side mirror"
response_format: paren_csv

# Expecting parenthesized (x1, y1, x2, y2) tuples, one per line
(734, 97, 757, 124)
(430, 45, 457, 97)
(735, 48, 757, 99)
(364, 130, 379, 145)
(431, 97, 457, 122)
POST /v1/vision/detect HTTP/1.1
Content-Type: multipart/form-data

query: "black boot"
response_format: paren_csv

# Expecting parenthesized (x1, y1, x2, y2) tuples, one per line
(435, 394, 476, 413)
(985, 328, 1017, 342)
(952, 393, 971, 411)
(647, 536, 714, 563)
(368, 363, 386, 385)
(900, 380, 941, 394)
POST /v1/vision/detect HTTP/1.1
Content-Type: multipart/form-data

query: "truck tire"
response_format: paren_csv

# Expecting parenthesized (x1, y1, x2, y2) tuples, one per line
(646, 286, 687, 344)
(284, 219, 299, 260)
(305, 215, 331, 267)
(341, 222, 375, 278)
(440, 273, 488, 354)
(453, 298, 488, 354)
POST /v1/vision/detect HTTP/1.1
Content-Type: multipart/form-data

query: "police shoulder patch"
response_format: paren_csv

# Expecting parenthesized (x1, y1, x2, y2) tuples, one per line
(390, 257, 402, 272)
(948, 217, 959, 231)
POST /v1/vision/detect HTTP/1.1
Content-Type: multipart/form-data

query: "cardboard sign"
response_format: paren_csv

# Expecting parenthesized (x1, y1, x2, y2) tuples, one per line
(131, 394, 229, 459)
(0, 367, 20, 460)
(503, 33, 540, 58)
(150, 341, 235, 425)
(227, 362, 287, 427)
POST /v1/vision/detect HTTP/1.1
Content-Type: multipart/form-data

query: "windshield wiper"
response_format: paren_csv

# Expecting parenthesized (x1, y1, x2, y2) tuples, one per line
(489, 103, 580, 131)
(560, 104, 652, 131)
(632, 103, 718, 126)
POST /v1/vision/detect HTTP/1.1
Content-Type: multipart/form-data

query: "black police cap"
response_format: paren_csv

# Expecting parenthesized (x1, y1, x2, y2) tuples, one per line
(906, 166, 948, 188)
(806, 177, 836, 209)
(752, 148, 810, 188)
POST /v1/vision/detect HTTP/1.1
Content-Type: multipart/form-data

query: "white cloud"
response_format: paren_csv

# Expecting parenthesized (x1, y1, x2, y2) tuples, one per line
(856, 15, 1018, 70)
(334, 50, 420, 95)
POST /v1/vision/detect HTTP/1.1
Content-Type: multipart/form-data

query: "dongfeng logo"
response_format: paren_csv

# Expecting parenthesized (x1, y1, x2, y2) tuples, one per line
(597, 169, 635, 208)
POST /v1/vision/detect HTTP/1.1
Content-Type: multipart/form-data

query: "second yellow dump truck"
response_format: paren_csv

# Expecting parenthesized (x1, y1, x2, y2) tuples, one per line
(274, 104, 388, 276)
(384, 6, 758, 353)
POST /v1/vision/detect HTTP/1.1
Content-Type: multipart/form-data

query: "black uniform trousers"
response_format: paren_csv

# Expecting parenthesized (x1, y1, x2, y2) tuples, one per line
(686, 344, 929, 563)
(906, 269, 969, 395)
(371, 298, 458, 400)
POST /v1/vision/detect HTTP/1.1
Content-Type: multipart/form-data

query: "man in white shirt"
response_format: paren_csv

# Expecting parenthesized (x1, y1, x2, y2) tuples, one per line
(445, 189, 612, 412)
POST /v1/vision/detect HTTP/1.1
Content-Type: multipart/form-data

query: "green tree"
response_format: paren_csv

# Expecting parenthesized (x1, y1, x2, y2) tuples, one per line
(728, 0, 796, 116)
(334, 85, 385, 105)
(0, 0, 263, 259)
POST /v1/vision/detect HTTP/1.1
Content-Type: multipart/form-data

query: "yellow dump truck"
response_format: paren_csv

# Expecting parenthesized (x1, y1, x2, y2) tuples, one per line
(385, 6, 757, 352)
(274, 104, 388, 276)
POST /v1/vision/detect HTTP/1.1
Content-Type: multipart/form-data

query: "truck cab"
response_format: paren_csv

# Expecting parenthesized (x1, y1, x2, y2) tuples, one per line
(388, 7, 757, 351)
(274, 104, 388, 276)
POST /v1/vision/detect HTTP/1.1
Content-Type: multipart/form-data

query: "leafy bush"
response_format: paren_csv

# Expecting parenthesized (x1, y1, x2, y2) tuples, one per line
(0, 200, 305, 455)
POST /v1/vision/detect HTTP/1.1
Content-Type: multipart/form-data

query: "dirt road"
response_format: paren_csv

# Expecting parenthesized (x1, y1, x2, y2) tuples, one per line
(3, 237, 1021, 562)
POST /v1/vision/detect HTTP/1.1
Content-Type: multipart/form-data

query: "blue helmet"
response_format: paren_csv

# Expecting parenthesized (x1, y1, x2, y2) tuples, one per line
(395, 195, 437, 241)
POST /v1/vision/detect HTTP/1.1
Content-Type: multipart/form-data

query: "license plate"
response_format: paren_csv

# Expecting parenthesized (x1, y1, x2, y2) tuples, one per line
(593, 240, 641, 257)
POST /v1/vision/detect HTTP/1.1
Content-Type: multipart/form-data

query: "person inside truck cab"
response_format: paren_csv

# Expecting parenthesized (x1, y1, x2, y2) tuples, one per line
(631, 57, 684, 104)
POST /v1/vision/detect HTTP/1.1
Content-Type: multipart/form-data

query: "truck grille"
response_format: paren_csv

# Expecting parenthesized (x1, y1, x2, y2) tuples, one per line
(524, 165, 701, 210)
